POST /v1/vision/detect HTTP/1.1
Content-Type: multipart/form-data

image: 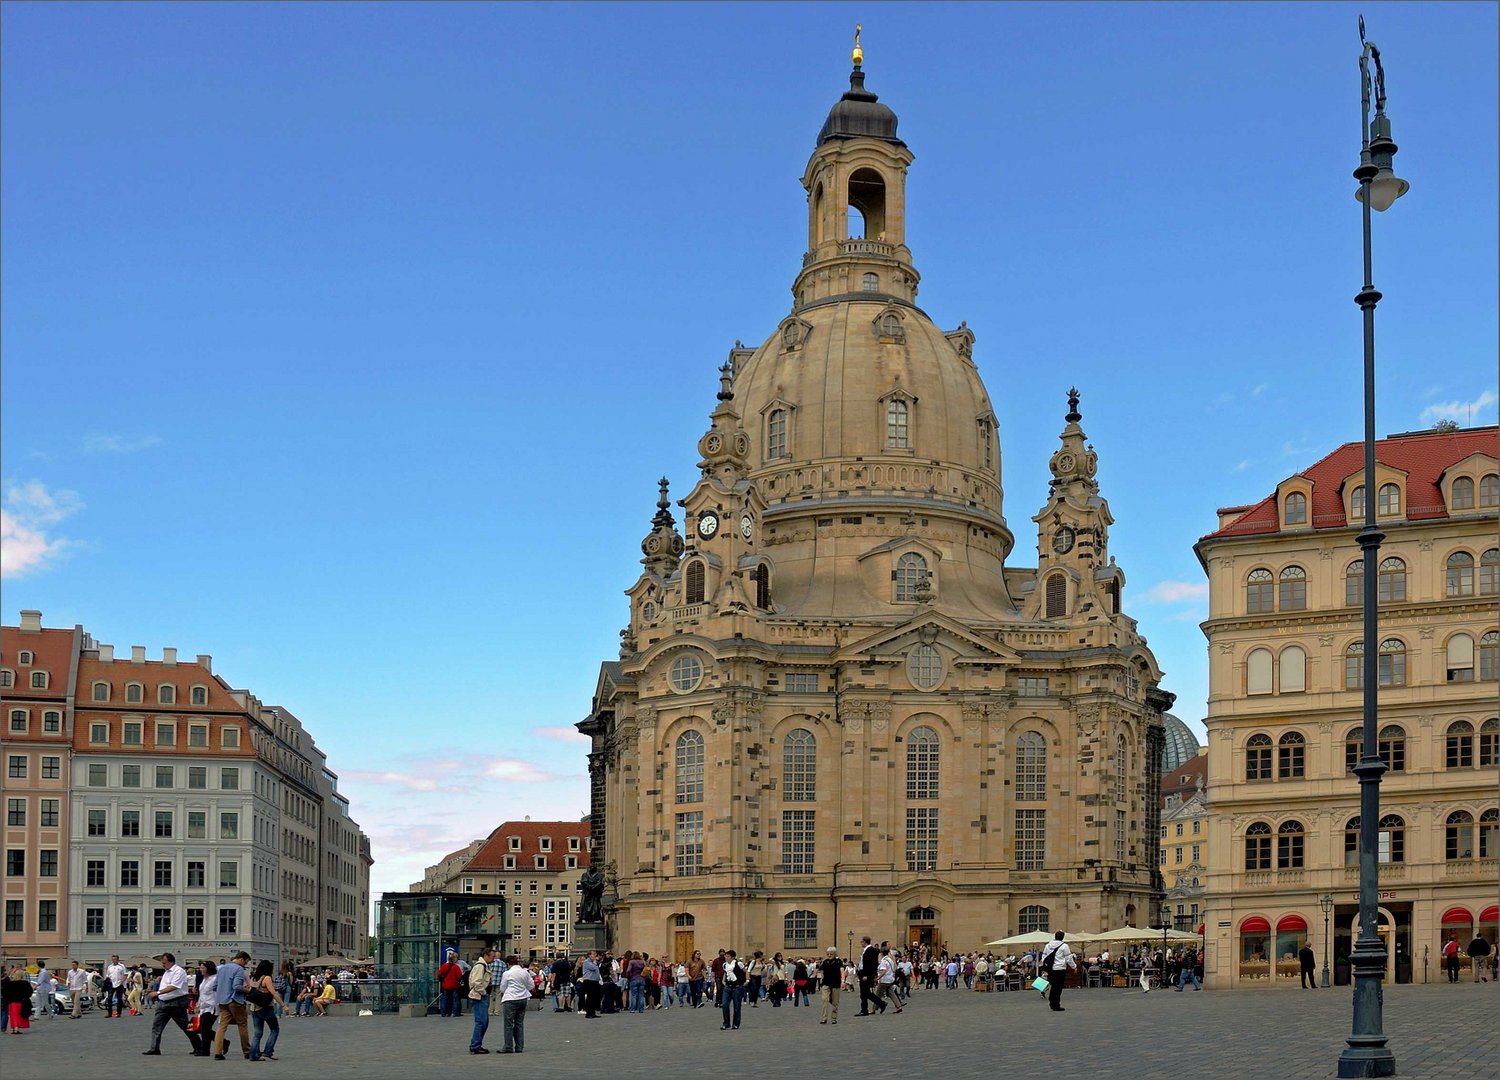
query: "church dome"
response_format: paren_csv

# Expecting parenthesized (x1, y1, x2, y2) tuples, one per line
(1162, 713, 1202, 772)
(818, 67, 903, 146)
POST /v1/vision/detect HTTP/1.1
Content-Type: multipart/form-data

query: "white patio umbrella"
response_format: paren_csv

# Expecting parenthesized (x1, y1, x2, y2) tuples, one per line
(1074, 926, 1198, 944)
(982, 930, 1058, 949)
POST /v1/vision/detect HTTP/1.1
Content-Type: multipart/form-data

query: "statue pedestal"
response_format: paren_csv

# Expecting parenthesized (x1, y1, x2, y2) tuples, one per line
(572, 922, 607, 957)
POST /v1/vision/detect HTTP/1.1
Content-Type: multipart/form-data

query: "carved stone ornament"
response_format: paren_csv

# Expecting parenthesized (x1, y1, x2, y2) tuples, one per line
(1216, 642, 1235, 654)
(1319, 634, 1334, 647)
(712, 702, 735, 727)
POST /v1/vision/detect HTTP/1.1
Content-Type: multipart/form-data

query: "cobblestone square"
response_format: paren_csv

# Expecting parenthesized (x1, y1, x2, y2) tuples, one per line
(2, 983, 1494, 1079)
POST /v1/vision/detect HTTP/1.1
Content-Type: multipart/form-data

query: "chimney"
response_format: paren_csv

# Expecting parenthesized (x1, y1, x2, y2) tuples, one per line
(162, 648, 177, 665)
(196, 654, 213, 674)
(19, 609, 42, 632)
(96, 643, 114, 662)
(131, 645, 146, 664)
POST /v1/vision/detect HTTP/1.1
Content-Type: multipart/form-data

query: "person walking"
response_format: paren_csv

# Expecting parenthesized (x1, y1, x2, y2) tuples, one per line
(1039, 931, 1076, 1013)
(436, 949, 464, 1017)
(578, 950, 603, 1019)
(857, 937, 882, 1016)
(3, 965, 33, 1033)
(211, 950, 252, 1059)
(818, 948, 842, 1025)
(246, 959, 284, 1061)
(1297, 943, 1317, 989)
(1466, 934, 1491, 983)
(686, 951, 707, 1008)
(549, 954, 574, 1012)
(65, 961, 89, 1018)
(103, 955, 127, 1017)
(193, 961, 218, 1055)
(498, 954, 534, 1053)
(141, 953, 204, 1057)
(625, 951, 647, 1013)
(1177, 946, 1204, 991)
(875, 948, 904, 1014)
(467, 947, 495, 1054)
(1443, 936, 1462, 983)
(719, 950, 745, 1030)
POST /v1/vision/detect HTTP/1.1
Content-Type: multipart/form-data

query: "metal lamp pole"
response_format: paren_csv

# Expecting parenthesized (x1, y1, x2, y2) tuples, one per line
(1321, 894, 1334, 988)
(1338, 16, 1405, 1079)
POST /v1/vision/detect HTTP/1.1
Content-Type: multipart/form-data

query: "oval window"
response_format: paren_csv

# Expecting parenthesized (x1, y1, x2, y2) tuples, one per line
(907, 644, 943, 690)
(669, 653, 706, 694)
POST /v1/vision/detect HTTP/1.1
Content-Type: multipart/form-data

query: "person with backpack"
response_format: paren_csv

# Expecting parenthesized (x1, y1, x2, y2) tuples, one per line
(1467, 934, 1492, 983)
(719, 950, 746, 1030)
(437, 949, 465, 1017)
(1442, 936, 1461, 983)
(466, 947, 495, 1054)
(1039, 931, 1076, 1013)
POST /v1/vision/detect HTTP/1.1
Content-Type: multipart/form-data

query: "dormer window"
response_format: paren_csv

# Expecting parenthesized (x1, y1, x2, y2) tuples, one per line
(1045, 574, 1067, 618)
(1349, 485, 1365, 519)
(504, 855, 517, 869)
(767, 409, 787, 459)
(539, 837, 552, 851)
(1481, 475, 1500, 508)
(535, 855, 547, 869)
(1377, 483, 1401, 517)
(0, 671, 11, 688)
(31, 670, 48, 689)
(894, 552, 928, 602)
(509, 836, 522, 851)
(1452, 476, 1475, 510)
(886, 400, 909, 448)
(191, 685, 208, 705)
(569, 836, 581, 851)
(18, 651, 33, 666)
(782, 323, 799, 349)
(158, 685, 176, 705)
(685, 560, 706, 604)
(1283, 492, 1307, 525)
(126, 682, 143, 704)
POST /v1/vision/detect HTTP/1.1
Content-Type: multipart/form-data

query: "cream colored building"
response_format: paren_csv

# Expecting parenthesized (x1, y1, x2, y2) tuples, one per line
(1198, 427, 1499, 988)
(1162, 751, 1208, 931)
(579, 54, 1174, 964)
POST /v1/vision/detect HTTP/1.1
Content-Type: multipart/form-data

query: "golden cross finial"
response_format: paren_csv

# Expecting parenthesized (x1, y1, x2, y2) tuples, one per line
(852, 24, 863, 68)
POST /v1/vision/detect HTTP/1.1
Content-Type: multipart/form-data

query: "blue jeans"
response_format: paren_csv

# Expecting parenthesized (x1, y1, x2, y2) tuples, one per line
(720, 984, 744, 1028)
(501, 999, 526, 1052)
(440, 988, 460, 1017)
(660, 982, 675, 1007)
(688, 978, 704, 1006)
(249, 1008, 279, 1059)
(676, 981, 689, 1005)
(1177, 967, 1201, 990)
(469, 995, 489, 1049)
(628, 979, 646, 1012)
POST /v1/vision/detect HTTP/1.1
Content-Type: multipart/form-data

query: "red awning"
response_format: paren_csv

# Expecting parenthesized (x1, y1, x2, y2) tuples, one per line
(1480, 905, 1499, 924)
(1277, 915, 1308, 932)
(1197, 924, 1206, 936)
(1240, 916, 1271, 933)
(1441, 906, 1473, 926)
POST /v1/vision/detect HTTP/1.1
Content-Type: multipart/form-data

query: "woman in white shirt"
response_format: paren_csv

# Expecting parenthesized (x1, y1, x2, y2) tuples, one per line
(194, 961, 218, 1055)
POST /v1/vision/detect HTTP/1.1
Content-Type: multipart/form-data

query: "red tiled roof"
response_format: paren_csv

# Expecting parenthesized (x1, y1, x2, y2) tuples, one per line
(1203, 427, 1499, 541)
(465, 820, 591, 872)
(1162, 751, 1207, 798)
(1, 625, 76, 702)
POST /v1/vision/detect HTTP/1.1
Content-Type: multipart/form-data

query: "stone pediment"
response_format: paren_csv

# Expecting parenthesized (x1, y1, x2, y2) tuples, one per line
(836, 613, 1022, 663)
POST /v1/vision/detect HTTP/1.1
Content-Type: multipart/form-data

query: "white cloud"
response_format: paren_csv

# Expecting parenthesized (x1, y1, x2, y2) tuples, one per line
(1233, 459, 1253, 472)
(1, 480, 84, 578)
(1419, 390, 1496, 425)
(482, 758, 559, 783)
(82, 433, 163, 454)
(1250, 383, 1267, 397)
(534, 725, 590, 744)
(1138, 580, 1209, 604)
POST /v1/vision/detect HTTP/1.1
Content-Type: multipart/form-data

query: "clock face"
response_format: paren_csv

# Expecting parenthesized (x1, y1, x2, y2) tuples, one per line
(697, 511, 720, 540)
(739, 514, 754, 541)
(1052, 526, 1076, 554)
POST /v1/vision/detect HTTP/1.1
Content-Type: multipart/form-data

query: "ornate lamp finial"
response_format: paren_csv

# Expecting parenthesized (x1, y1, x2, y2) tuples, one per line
(657, 477, 671, 511)
(852, 24, 863, 69)
(717, 362, 734, 402)
(1066, 387, 1082, 424)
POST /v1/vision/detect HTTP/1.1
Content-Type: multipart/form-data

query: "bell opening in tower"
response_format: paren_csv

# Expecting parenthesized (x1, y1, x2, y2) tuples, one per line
(847, 168, 887, 239)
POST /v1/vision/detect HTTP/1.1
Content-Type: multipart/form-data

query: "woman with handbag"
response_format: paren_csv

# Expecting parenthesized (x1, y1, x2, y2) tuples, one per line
(193, 960, 219, 1055)
(247, 960, 285, 1061)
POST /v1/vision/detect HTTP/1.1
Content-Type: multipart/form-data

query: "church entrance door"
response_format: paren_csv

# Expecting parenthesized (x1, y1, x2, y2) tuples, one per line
(675, 931, 694, 964)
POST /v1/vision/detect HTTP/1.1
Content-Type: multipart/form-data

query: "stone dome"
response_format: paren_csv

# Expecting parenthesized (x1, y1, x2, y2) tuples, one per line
(818, 68, 903, 146)
(1162, 713, 1202, 772)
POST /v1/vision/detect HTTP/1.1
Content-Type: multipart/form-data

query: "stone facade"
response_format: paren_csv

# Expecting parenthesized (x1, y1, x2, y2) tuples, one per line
(1197, 427, 1499, 988)
(579, 58, 1173, 964)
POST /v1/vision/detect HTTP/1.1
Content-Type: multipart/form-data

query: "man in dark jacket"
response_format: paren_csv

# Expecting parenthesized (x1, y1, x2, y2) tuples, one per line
(857, 937, 884, 1015)
(1298, 943, 1317, 988)
(1466, 935, 1491, 983)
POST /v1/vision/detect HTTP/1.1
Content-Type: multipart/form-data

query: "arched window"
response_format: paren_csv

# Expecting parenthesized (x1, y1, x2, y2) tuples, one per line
(1276, 821, 1305, 869)
(1343, 816, 1360, 865)
(1377, 483, 1401, 516)
(685, 560, 706, 604)
(1445, 811, 1474, 861)
(1015, 731, 1047, 801)
(752, 564, 771, 609)
(1446, 551, 1475, 597)
(1480, 474, 1500, 508)
(1112, 736, 1128, 805)
(126, 683, 143, 704)
(1378, 557, 1407, 603)
(1481, 718, 1499, 766)
(784, 910, 818, 948)
(880, 312, 902, 337)
(1278, 566, 1307, 609)
(1277, 732, 1305, 779)
(1246, 569, 1274, 613)
(92, 681, 110, 703)
(783, 729, 816, 802)
(1245, 822, 1272, 870)
(1482, 632, 1500, 682)
(1018, 905, 1050, 933)
(1344, 641, 1364, 690)
(782, 322, 800, 349)
(767, 409, 787, 459)
(906, 725, 940, 800)
(1480, 549, 1499, 596)
(1350, 485, 1365, 520)
(190, 686, 208, 706)
(907, 644, 943, 690)
(894, 552, 927, 602)
(1346, 815, 1406, 864)
(1481, 808, 1498, 859)
(1378, 638, 1407, 686)
(1452, 476, 1476, 509)
(1245, 734, 1272, 781)
(1345, 559, 1363, 606)
(158, 685, 176, 705)
(1246, 648, 1273, 696)
(1446, 634, 1475, 683)
(1045, 574, 1067, 618)
(1283, 492, 1307, 525)
(675, 731, 705, 804)
(1445, 720, 1475, 769)
(862, 272, 880, 292)
(674, 912, 696, 927)
(980, 420, 993, 470)
(1279, 646, 1306, 694)
(886, 399, 909, 448)
(1378, 725, 1407, 772)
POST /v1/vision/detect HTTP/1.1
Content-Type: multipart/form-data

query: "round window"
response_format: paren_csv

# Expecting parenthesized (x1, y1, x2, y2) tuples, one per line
(907, 644, 943, 690)
(642, 602, 657, 621)
(669, 653, 705, 693)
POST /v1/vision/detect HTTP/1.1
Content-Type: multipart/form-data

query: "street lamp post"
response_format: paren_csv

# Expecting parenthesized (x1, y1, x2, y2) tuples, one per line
(1321, 894, 1335, 989)
(847, 930, 854, 963)
(1339, 16, 1405, 1080)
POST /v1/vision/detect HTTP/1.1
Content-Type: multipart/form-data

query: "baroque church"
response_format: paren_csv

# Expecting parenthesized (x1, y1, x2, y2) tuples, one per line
(579, 46, 1175, 961)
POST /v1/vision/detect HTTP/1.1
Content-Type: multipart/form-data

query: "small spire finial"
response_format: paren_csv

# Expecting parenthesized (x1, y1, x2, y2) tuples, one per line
(852, 24, 863, 68)
(657, 477, 670, 510)
(1065, 387, 1081, 424)
(717, 362, 734, 402)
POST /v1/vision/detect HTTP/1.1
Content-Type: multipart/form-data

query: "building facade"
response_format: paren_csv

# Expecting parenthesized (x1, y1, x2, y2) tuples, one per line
(1198, 427, 1499, 988)
(1161, 751, 1208, 932)
(408, 820, 590, 960)
(580, 54, 1174, 964)
(1, 611, 371, 967)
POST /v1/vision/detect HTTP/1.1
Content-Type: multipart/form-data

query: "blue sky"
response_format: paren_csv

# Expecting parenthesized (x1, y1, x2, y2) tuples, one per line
(3, 2, 1495, 898)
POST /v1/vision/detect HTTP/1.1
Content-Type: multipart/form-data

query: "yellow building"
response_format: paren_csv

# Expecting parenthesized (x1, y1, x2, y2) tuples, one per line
(579, 53, 1175, 963)
(1162, 751, 1208, 931)
(1197, 427, 1499, 988)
